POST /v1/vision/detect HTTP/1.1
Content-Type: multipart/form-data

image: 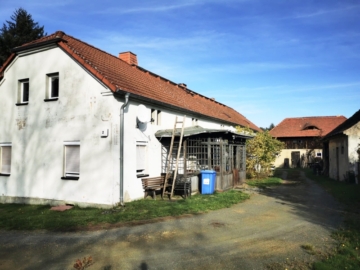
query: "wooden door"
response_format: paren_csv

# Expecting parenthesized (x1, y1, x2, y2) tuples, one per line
(291, 151, 300, 168)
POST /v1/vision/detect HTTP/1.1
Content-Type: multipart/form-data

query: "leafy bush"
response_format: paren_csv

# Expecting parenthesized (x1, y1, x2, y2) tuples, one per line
(236, 127, 284, 178)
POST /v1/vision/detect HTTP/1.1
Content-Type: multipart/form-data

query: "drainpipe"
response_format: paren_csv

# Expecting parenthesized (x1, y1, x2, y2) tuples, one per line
(119, 92, 130, 206)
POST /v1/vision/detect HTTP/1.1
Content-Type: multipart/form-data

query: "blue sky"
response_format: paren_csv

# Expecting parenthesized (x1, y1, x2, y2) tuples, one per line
(1, 0, 359, 128)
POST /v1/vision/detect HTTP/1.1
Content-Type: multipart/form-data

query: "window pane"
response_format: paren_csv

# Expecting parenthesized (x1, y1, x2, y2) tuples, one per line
(1, 146, 11, 174)
(23, 82, 29, 102)
(51, 77, 59, 97)
(136, 145, 146, 170)
(65, 145, 80, 176)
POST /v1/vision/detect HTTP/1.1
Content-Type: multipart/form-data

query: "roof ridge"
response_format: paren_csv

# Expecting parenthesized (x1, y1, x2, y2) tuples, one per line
(61, 31, 125, 66)
(284, 115, 345, 120)
(61, 32, 231, 108)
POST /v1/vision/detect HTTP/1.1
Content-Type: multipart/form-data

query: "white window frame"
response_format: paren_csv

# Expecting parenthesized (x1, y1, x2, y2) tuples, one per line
(18, 79, 29, 104)
(151, 109, 162, 125)
(0, 143, 12, 176)
(46, 73, 59, 100)
(157, 110, 162, 125)
(63, 141, 80, 179)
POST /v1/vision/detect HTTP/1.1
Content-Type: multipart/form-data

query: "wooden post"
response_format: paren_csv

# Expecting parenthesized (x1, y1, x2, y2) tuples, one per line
(207, 138, 211, 169)
(183, 139, 187, 177)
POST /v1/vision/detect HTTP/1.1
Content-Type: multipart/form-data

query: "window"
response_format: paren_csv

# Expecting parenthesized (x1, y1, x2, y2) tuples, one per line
(62, 142, 80, 180)
(0, 144, 12, 176)
(17, 79, 29, 105)
(136, 142, 148, 178)
(157, 110, 162, 125)
(45, 73, 59, 101)
(151, 109, 162, 125)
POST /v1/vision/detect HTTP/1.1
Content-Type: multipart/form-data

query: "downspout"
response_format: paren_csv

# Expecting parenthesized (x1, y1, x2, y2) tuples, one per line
(119, 92, 130, 206)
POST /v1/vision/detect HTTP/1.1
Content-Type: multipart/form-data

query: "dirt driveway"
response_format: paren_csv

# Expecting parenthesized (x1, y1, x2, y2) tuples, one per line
(0, 171, 343, 270)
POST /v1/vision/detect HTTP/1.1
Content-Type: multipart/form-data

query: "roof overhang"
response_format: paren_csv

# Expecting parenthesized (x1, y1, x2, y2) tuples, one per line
(12, 37, 65, 53)
(155, 125, 254, 139)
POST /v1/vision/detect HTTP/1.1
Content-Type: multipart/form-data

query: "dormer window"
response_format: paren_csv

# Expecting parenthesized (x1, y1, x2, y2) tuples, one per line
(303, 126, 319, 130)
(302, 123, 320, 131)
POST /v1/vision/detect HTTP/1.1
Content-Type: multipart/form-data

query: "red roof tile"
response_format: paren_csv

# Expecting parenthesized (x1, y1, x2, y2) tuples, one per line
(269, 116, 347, 138)
(4, 31, 260, 132)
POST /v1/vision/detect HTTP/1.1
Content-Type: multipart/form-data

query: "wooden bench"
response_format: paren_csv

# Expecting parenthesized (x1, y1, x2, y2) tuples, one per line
(141, 175, 165, 199)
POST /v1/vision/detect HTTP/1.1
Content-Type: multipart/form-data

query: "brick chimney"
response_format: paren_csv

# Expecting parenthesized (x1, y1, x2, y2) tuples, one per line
(119, 51, 138, 65)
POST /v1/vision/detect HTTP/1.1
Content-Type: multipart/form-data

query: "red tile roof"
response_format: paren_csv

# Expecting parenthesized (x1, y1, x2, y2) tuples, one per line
(3, 31, 260, 132)
(269, 116, 347, 138)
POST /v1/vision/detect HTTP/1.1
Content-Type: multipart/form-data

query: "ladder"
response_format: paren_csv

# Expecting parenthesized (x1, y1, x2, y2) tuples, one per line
(162, 115, 186, 199)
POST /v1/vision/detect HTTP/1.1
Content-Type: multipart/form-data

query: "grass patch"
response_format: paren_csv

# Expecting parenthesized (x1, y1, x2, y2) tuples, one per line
(302, 168, 360, 269)
(304, 169, 360, 211)
(246, 177, 283, 188)
(0, 190, 249, 231)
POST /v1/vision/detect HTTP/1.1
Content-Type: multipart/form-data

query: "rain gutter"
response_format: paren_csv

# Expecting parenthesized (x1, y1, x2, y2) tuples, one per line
(118, 91, 130, 206)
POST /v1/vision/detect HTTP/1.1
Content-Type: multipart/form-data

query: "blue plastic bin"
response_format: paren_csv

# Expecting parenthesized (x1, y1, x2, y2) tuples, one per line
(200, 170, 216, 194)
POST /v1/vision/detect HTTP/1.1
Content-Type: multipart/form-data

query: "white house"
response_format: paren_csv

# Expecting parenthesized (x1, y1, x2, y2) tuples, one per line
(322, 109, 360, 182)
(0, 31, 260, 208)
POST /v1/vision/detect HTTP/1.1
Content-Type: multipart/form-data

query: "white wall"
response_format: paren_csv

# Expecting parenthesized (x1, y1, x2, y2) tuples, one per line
(0, 47, 121, 207)
(273, 149, 322, 168)
(328, 137, 348, 181)
(344, 122, 360, 182)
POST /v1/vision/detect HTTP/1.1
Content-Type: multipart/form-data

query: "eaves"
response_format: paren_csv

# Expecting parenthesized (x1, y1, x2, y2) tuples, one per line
(113, 89, 242, 128)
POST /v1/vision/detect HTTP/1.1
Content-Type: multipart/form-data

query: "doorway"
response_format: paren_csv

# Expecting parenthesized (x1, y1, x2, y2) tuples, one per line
(291, 151, 300, 168)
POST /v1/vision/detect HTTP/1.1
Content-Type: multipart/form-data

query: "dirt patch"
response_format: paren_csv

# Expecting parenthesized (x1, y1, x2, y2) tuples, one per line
(0, 171, 343, 270)
(50, 205, 73, 212)
(209, 221, 226, 227)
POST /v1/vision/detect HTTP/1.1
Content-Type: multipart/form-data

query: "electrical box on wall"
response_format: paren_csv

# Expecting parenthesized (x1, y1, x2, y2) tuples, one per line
(101, 129, 109, 137)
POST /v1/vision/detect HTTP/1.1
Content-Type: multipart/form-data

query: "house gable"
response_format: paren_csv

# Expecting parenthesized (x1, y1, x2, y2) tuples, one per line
(0, 43, 125, 206)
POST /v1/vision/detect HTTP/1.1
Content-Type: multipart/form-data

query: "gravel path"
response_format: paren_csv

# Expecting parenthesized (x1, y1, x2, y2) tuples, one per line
(0, 171, 343, 270)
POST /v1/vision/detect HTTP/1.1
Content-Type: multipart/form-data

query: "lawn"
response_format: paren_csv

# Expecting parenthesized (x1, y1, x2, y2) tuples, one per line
(0, 190, 250, 231)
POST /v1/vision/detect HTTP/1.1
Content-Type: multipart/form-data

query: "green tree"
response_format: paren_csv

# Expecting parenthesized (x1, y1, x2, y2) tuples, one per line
(260, 123, 275, 131)
(0, 8, 46, 66)
(236, 126, 284, 178)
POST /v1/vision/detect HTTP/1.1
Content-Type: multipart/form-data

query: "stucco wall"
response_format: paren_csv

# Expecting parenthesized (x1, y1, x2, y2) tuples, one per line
(274, 149, 322, 168)
(328, 136, 349, 181)
(344, 122, 360, 179)
(343, 122, 360, 182)
(0, 47, 121, 207)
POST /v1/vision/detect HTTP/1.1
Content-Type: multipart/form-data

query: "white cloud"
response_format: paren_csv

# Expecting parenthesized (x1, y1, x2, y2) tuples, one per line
(92, 0, 250, 14)
(96, 3, 198, 14)
(292, 4, 360, 19)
